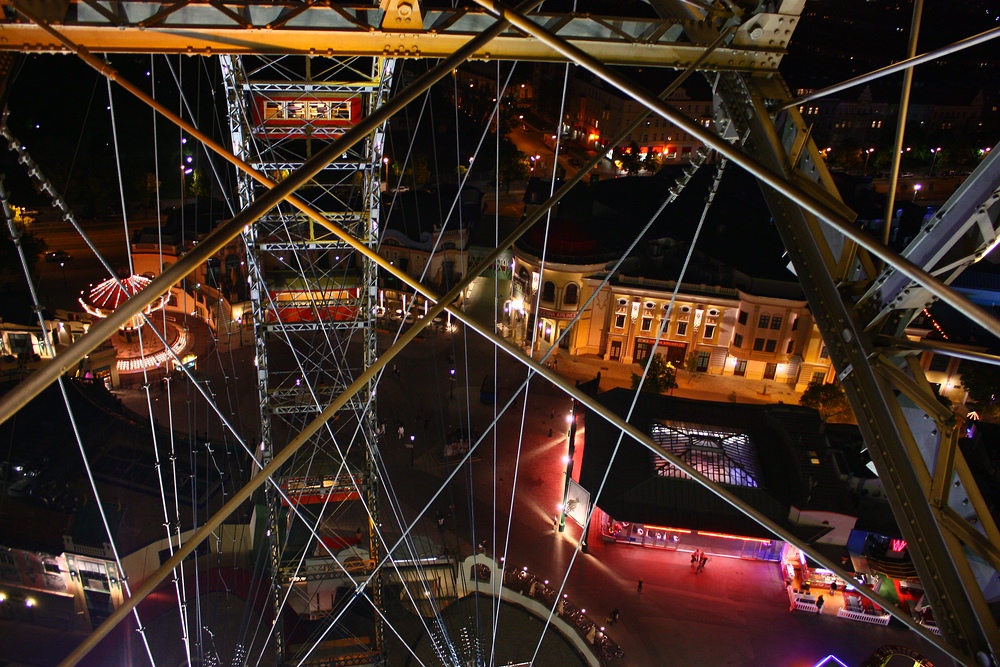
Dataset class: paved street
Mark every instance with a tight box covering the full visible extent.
[367,321,955,667]
[112,306,956,666]
[33,189,947,666]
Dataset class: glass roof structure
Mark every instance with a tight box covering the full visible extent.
[650,421,761,488]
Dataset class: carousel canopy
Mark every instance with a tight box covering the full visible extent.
[79,275,169,322]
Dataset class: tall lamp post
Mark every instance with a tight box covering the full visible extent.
[382,156,389,184]
[929,147,942,177]
[863,147,875,174]
[912,183,923,202]
[558,399,578,533]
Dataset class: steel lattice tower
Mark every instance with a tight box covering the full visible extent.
[221,53,394,665]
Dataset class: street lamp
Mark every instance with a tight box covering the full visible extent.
[181,166,193,207]
[863,147,875,174]
[929,147,942,177]
[382,156,389,183]
[558,399,579,533]
[449,367,456,398]
[912,183,923,202]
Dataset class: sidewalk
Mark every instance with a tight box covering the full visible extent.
[543,348,805,406]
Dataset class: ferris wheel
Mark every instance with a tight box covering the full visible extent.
[0,1,998,666]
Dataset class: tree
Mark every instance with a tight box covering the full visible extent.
[961,362,1000,420]
[631,354,678,395]
[497,138,529,193]
[391,154,431,189]
[684,352,700,374]
[799,381,854,423]
[186,167,211,199]
[134,172,159,210]
[619,142,643,176]
[0,226,47,276]
[643,152,662,174]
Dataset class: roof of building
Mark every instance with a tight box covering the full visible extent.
[0,379,220,554]
[578,389,856,540]
[382,184,484,245]
[515,166,796,283]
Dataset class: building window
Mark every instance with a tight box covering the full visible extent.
[696,351,710,372]
[738,310,748,325]
[819,344,829,359]
[753,338,765,351]
[734,359,747,377]
[811,371,826,385]
[542,281,555,303]
[610,340,622,360]
[703,324,716,339]
[928,354,950,373]
[733,333,743,348]
[786,340,794,354]
[614,313,626,330]
[7,333,32,355]
[765,339,777,353]
[758,314,770,328]
[770,316,782,330]
[641,316,653,332]
[564,283,579,305]
[791,316,799,331]
[676,321,688,336]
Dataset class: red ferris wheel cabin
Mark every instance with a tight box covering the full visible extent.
[252,93,362,139]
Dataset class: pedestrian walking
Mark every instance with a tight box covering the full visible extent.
[436,511,445,530]
[637,579,643,594]
[397,422,405,440]
[816,594,825,614]
[829,581,838,596]
[696,554,708,574]
[690,549,700,567]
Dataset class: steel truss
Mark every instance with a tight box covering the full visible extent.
[0,0,789,68]
[221,50,392,665]
[0,0,998,666]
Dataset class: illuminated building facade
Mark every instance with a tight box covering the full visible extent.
[512,233,836,391]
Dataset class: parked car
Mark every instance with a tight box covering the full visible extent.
[45,250,72,264]
[6,466,42,497]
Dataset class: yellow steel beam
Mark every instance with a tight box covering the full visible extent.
[0,24,783,68]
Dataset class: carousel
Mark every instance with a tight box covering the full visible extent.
[79,275,189,373]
